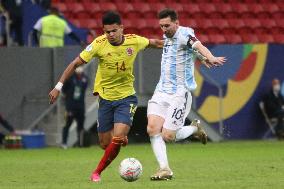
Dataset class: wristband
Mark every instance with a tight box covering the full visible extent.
[55,82,63,91]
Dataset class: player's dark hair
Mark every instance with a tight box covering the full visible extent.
[158,8,178,21]
[49,7,59,15]
[102,11,121,25]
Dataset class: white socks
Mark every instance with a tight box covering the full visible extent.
[175,125,197,141]
[150,134,169,169]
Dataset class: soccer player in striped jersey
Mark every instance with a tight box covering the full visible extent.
[48,11,163,182]
[147,8,226,180]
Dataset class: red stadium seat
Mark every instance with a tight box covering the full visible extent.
[116,3,134,14]
[275,19,284,28]
[196,34,209,44]
[132,3,151,13]
[183,4,200,15]
[166,3,183,13]
[241,34,259,43]
[66,3,84,14]
[76,12,89,19]
[225,34,242,44]
[79,19,98,29]
[181,19,198,29]
[211,19,229,30]
[82,2,101,14]
[152,3,166,12]
[231,3,249,14]
[247,4,264,15]
[208,34,226,44]
[215,3,232,15]
[99,2,117,11]
[259,19,276,28]
[257,34,274,43]
[196,19,213,30]
[273,34,284,44]
[265,4,280,14]
[227,19,245,29]
[243,19,261,29]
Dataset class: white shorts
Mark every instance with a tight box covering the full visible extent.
[147,88,192,131]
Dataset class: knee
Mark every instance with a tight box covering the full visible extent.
[112,136,128,147]
[99,138,110,149]
[147,122,159,136]
[162,133,175,142]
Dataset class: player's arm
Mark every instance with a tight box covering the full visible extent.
[188,36,226,68]
[148,39,164,48]
[48,57,85,104]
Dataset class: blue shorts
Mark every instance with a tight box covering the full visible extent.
[97,95,138,133]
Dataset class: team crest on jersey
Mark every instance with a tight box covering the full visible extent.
[126,47,134,56]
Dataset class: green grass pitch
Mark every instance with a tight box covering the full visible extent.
[0,140,283,189]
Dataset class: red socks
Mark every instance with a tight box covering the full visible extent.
[94,137,125,175]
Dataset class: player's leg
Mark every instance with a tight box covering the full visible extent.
[75,109,85,147]
[61,111,74,149]
[147,92,172,180]
[90,95,137,182]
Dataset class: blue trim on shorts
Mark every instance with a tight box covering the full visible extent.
[97,95,138,133]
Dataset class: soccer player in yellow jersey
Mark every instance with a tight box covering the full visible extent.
[48,11,163,182]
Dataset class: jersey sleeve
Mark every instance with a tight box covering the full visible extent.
[79,38,100,63]
[136,35,150,51]
[33,18,42,31]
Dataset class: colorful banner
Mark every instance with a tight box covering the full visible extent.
[194,44,284,139]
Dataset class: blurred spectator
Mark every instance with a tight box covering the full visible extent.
[61,66,88,149]
[0,113,15,144]
[264,79,284,139]
[32,7,83,47]
[1,0,23,46]
[0,4,6,46]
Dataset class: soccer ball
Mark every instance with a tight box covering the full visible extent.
[119,158,142,182]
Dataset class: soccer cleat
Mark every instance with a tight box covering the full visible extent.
[90,172,101,182]
[192,119,208,145]
[150,167,173,181]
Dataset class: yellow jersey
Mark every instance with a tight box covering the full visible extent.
[80,34,149,101]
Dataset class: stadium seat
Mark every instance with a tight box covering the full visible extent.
[225,34,242,44]
[166,3,183,13]
[99,2,117,11]
[76,12,89,19]
[196,19,213,30]
[196,34,209,44]
[151,3,166,12]
[257,34,274,43]
[231,3,249,15]
[132,3,151,14]
[273,34,284,44]
[183,4,200,16]
[181,19,197,29]
[66,3,84,14]
[265,4,280,14]
[259,19,276,28]
[82,2,101,14]
[79,19,98,30]
[208,34,226,44]
[241,34,258,43]
[116,3,134,14]
[211,19,229,30]
[227,19,245,29]
[247,4,264,15]
[215,3,233,16]
[243,19,261,29]
[275,19,284,28]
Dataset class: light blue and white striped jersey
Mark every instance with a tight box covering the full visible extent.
[155,26,198,94]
